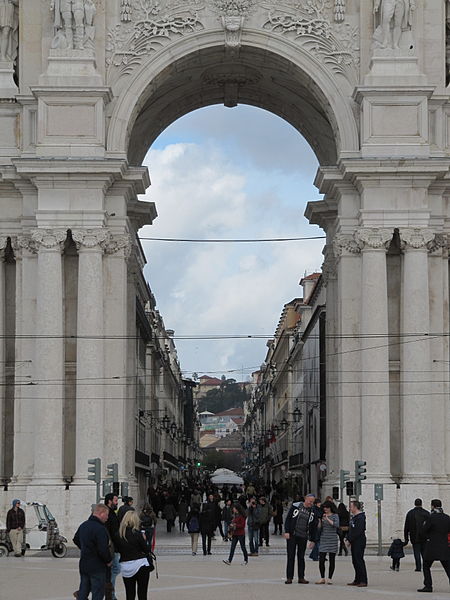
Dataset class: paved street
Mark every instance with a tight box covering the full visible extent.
[1,527,450,600]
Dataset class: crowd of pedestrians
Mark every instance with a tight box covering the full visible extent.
[67,474,450,599]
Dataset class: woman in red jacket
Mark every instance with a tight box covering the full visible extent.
[223,503,248,566]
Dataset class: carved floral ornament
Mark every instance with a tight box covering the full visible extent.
[107,0,358,85]
[12,229,133,257]
[355,228,393,249]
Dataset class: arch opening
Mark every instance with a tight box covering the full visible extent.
[125,44,343,167]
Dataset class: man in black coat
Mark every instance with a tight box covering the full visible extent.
[346,500,368,587]
[418,499,450,593]
[404,498,430,572]
[104,493,120,600]
[73,504,112,600]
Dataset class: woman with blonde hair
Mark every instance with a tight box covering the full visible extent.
[116,510,151,600]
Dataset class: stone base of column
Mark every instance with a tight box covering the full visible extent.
[0,60,18,97]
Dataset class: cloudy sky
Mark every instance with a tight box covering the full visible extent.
[139,105,325,380]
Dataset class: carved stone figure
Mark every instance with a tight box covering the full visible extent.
[0,0,18,62]
[373,0,415,50]
[51,0,96,51]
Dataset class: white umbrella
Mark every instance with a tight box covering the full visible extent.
[210,472,244,485]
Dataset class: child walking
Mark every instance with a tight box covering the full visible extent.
[388,537,406,571]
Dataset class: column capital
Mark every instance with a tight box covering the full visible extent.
[355,228,393,250]
[321,246,337,284]
[104,234,133,258]
[72,228,110,251]
[31,229,67,251]
[399,228,435,250]
[333,233,362,257]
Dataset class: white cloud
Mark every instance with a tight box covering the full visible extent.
[140,109,325,377]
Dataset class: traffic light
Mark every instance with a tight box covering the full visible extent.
[196,461,201,467]
[88,458,101,484]
[106,463,119,483]
[355,460,367,496]
[339,469,350,491]
[332,486,340,500]
[346,480,354,496]
[121,482,129,498]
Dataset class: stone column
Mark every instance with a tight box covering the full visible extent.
[0,237,6,479]
[333,234,363,469]
[72,229,109,480]
[31,229,67,482]
[356,228,393,478]
[400,228,435,478]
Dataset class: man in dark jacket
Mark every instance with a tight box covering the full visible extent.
[404,498,430,572]
[117,496,134,523]
[104,493,120,600]
[418,499,450,593]
[73,504,112,600]
[6,499,25,557]
[346,500,368,587]
[284,493,318,584]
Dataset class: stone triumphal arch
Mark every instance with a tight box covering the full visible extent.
[1,0,450,536]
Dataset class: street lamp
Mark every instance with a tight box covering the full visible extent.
[162,414,170,432]
[280,418,288,432]
[293,407,301,423]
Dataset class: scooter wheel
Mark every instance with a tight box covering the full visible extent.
[0,544,9,558]
[51,542,67,558]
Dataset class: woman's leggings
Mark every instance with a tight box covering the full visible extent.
[319,552,336,579]
[123,565,151,600]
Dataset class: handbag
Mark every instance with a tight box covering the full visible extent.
[147,550,157,576]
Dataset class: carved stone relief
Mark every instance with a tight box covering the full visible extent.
[0,0,19,62]
[333,233,362,257]
[372,0,416,52]
[106,0,359,86]
[399,228,435,250]
[72,228,110,250]
[356,228,393,250]
[261,0,359,84]
[51,0,97,51]
[106,1,205,83]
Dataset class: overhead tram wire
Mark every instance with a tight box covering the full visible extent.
[138,235,327,243]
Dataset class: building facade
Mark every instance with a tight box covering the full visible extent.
[0,0,450,539]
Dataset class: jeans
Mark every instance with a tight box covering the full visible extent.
[423,559,450,590]
[110,553,121,600]
[223,521,230,539]
[78,571,106,600]
[286,536,308,580]
[413,542,426,571]
[228,535,248,563]
[248,527,259,554]
[123,565,151,600]
[350,537,367,584]
[309,541,319,561]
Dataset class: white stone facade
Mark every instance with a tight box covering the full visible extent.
[0,0,450,540]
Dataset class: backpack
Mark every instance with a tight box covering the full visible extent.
[188,515,200,533]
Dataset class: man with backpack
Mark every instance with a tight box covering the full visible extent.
[404,498,430,572]
[284,494,318,584]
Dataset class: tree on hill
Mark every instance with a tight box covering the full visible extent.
[198,377,249,413]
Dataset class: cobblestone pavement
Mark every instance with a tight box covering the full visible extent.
[2,552,450,600]
[2,527,450,599]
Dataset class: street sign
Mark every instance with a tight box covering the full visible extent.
[374,483,384,501]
